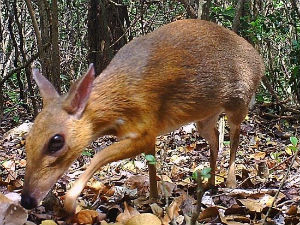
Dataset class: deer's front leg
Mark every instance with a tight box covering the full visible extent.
[64,134,155,214]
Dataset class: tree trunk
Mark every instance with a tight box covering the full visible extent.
[178,0,197,19]
[200,0,211,20]
[12,0,38,115]
[87,0,128,75]
[290,0,300,104]
[29,0,61,93]
[232,0,246,33]
[0,4,3,43]
[88,0,112,75]
[51,0,61,93]
[5,0,29,111]
[106,0,128,53]
[0,88,3,123]
[36,0,52,82]
[291,0,300,19]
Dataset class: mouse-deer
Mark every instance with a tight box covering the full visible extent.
[21,19,264,213]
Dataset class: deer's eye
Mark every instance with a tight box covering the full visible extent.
[48,134,65,153]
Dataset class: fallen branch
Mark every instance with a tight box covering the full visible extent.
[261,112,300,121]
[214,188,284,197]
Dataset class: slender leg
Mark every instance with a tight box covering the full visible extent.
[64,134,155,214]
[226,122,240,188]
[197,114,220,187]
[147,146,158,199]
[226,108,247,188]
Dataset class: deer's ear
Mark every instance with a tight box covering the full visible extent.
[63,64,95,118]
[32,68,59,105]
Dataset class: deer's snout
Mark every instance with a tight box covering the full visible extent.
[21,192,37,209]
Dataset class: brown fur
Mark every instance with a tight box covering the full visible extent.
[23,19,264,213]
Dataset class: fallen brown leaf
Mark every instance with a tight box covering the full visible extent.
[125,213,161,225]
[198,206,219,222]
[150,203,163,218]
[125,175,149,190]
[0,192,28,225]
[237,198,264,212]
[158,181,176,197]
[162,195,185,225]
[116,202,139,224]
[74,209,101,224]
[224,204,247,216]
[238,192,285,214]
[40,220,58,225]
[250,151,266,160]
[220,214,251,225]
[287,205,298,216]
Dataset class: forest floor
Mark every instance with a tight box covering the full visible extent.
[0,105,299,225]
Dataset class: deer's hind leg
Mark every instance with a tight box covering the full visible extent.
[225,105,248,188]
[196,112,221,187]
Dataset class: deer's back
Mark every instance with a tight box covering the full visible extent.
[91,19,264,134]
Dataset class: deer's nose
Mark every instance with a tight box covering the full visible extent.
[21,192,37,209]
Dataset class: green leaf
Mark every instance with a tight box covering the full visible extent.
[222,6,235,18]
[82,151,92,157]
[290,136,298,147]
[145,154,156,164]
[256,94,264,103]
[201,168,212,179]
[201,167,211,176]
[289,146,297,152]
[203,173,211,179]
[288,145,297,152]
[192,171,198,180]
[223,141,230,146]
[13,115,20,123]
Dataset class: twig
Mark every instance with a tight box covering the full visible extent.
[237,175,257,188]
[261,112,300,120]
[276,200,296,208]
[261,76,280,105]
[0,43,50,87]
[24,0,43,55]
[262,145,299,224]
[210,181,246,199]
[0,52,38,86]
[145,6,160,33]
[269,155,294,171]
[159,145,177,225]
[109,16,139,48]
[218,116,225,154]
[161,176,177,225]
[177,0,197,18]
[282,106,300,114]
[107,0,125,7]
[190,171,205,225]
